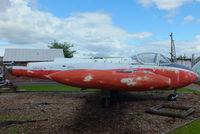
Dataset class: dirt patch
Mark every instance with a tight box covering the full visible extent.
[0,91,200,134]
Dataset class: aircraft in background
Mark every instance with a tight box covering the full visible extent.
[8,52,199,106]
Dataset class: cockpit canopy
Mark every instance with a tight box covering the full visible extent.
[132,53,171,65]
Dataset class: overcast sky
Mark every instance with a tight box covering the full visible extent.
[0,0,200,58]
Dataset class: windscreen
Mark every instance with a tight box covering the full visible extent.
[159,55,170,64]
[137,53,157,64]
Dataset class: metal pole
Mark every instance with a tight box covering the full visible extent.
[170,32,173,62]
[192,54,195,67]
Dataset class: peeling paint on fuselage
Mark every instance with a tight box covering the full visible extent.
[149,86,154,90]
[121,78,136,86]
[168,79,171,88]
[27,70,34,73]
[99,80,103,84]
[84,75,93,82]
[65,78,70,81]
[144,76,149,80]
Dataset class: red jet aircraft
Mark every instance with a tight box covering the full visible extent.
[8,53,199,106]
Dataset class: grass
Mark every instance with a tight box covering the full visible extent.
[178,88,200,94]
[0,114,45,122]
[0,115,44,134]
[17,84,100,92]
[16,85,200,98]
[17,85,200,94]
[168,118,200,134]
[131,114,144,120]
[0,116,31,122]
[4,127,27,134]
[6,128,21,134]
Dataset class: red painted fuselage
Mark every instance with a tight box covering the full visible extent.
[11,66,197,91]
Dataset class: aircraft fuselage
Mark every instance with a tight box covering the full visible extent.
[10,63,197,91]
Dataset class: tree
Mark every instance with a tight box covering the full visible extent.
[48,40,76,58]
[177,55,186,60]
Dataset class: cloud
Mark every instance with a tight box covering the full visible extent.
[165,9,179,18]
[1,0,199,58]
[198,18,200,22]
[141,36,200,57]
[176,40,200,56]
[182,15,194,24]
[0,0,154,57]
[196,35,200,40]
[0,0,11,12]
[164,9,178,24]
[28,0,39,10]
[137,0,192,10]
[130,32,153,39]
[167,19,174,24]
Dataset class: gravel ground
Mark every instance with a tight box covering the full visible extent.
[0,91,200,134]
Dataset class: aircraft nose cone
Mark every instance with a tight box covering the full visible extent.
[49,71,68,83]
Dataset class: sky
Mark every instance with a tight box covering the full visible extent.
[0,0,200,58]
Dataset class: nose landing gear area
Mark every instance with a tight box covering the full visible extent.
[168,89,178,101]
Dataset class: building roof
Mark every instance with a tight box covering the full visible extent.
[3,48,64,62]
